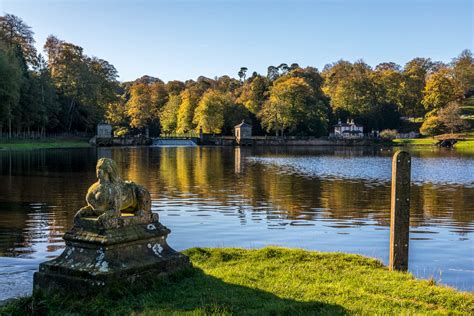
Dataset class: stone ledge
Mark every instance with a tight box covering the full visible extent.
[34,255,190,296]
[74,212,159,231]
[34,219,191,295]
[65,217,169,246]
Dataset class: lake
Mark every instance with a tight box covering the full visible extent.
[0,145,473,301]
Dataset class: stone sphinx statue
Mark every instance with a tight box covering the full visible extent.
[34,158,190,295]
[74,158,154,228]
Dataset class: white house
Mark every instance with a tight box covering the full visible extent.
[333,119,364,139]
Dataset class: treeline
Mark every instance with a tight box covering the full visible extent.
[1,14,473,138]
[0,14,119,137]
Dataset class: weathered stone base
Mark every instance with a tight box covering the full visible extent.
[33,218,190,296]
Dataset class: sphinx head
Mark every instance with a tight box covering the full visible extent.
[96,158,121,184]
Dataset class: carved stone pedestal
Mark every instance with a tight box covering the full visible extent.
[33,214,190,295]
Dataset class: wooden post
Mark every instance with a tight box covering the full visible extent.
[389,150,411,271]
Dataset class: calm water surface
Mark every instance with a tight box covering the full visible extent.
[0,146,473,300]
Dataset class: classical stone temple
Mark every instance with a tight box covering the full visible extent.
[97,122,112,138]
[33,158,190,295]
[234,120,252,146]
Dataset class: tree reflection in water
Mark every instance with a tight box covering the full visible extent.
[0,146,473,297]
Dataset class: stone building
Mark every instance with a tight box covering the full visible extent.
[97,123,112,138]
[234,120,252,145]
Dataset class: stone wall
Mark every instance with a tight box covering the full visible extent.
[90,136,152,147]
[252,137,374,146]
[201,136,376,146]
[201,136,235,146]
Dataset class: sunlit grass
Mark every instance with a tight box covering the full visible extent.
[2,247,473,315]
[392,138,438,145]
[454,140,474,152]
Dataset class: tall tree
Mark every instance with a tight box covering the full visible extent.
[176,89,198,133]
[323,61,377,116]
[223,102,248,135]
[0,13,38,66]
[422,67,462,113]
[176,80,210,133]
[106,97,129,129]
[127,83,154,130]
[451,49,474,97]
[150,81,169,110]
[85,57,120,129]
[159,94,181,134]
[373,62,403,109]
[267,65,279,81]
[259,76,325,136]
[32,55,60,133]
[193,89,232,134]
[238,75,269,114]
[0,42,21,137]
[215,75,240,94]
[437,102,469,134]
[399,58,433,117]
[166,80,185,96]
[44,35,119,131]
[238,67,248,82]
[288,66,330,135]
[322,60,353,99]
[277,63,290,75]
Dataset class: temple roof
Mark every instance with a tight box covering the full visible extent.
[234,120,252,128]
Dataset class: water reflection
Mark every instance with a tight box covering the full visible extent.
[0,146,473,299]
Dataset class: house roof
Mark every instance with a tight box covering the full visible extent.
[334,122,363,128]
[234,120,252,128]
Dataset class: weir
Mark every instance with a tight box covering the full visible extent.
[151,138,198,147]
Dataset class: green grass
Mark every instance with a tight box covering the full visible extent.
[0,139,90,150]
[392,138,474,150]
[454,140,474,149]
[462,105,474,115]
[392,138,438,146]
[462,96,474,129]
[2,247,473,315]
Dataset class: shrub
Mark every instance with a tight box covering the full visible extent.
[114,127,129,137]
[379,129,398,140]
[420,116,443,136]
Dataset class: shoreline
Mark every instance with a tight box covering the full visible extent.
[1,247,472,314]
[1,137,473,151]
[0,139,91,150]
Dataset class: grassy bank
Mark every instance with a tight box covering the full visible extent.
[0,139,90,150]
[392,138,438,146]
[2,247,473,315]
[392,138,474,150]
[454,140,474,150]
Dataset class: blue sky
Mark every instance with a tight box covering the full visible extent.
[1,0,472,82]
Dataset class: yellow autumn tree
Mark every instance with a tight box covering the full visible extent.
[176,89,198,134]
[422,68,463,113]
[258,76,327,136]
[193,89,233,134]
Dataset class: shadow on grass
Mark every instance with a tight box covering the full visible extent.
[3,267,347,316]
